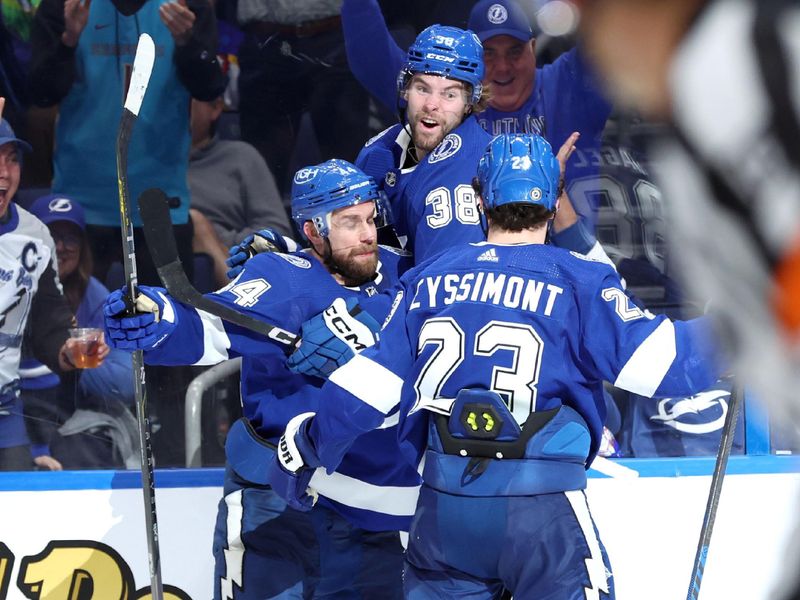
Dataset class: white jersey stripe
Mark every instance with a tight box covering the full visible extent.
[310,467,419,519]
[220,489,244,600]
[329,354,403,414]
[196,312,231,365]
[613,319,676,396]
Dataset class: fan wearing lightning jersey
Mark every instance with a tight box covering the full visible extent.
[0,115,95,470]
[268,134,723,599]
[104,161,416,600]
[564,114,746,457]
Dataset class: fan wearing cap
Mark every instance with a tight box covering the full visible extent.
[27,194,121,363]
[21,194,132,469]
[0,105,96,470]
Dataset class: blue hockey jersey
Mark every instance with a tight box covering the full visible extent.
[303,242,722,481]
[143,246,419,531]
[567,138,683,310]
[398,117,492,263]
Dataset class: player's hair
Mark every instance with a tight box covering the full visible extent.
[400,76,492,116]
[485,203,554,231]
[470,82,492,114]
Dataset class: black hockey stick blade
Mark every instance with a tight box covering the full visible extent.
[138,189,299,349]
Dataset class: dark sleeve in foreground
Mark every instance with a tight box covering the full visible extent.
[29,263,72,374]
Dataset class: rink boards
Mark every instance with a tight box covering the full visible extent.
[0,456,798,600]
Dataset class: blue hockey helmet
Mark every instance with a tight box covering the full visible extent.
[397,24,485,105]
[477,134,560,211]
[291,159,390,240]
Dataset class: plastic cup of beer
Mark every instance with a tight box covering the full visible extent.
[68,328,104,369]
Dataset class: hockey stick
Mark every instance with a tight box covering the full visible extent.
[138,188,299,348]
[686,381,743,599]
[116,33,163,600]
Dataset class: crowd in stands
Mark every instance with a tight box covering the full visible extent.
[0,0,787,471]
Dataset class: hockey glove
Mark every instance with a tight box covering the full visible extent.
[265,412,321,511]
[287,297,380,379]
[225,229,298,279]
[103,286,178,351]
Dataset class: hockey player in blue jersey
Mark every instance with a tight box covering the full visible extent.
[342,0,611,201]
[355,24,492,262]
[227,23,609,275]
[103,160,419,599]
[267,134,724,599]
[354,23,611,268]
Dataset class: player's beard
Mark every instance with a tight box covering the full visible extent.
[410,110,459,155]
[326,241,379,287]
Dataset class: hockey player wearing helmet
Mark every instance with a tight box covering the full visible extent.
[291,159,393,286]
[396,25,487,161]
[268,134,723,598]
[104,159,417,600]
[355,24,603,267]
[355,24,495,263]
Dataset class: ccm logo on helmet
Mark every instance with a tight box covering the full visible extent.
[426,53,455,63]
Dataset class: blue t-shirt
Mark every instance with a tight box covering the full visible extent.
[53,0,191,226]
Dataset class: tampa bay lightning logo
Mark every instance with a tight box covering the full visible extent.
[293,168,319,184]
[428,134,462,164]
[278,254,311,269]
[649,388,731,434]
[48,197,74,213]
[487,3,508,24]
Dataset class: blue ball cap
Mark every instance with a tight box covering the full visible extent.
[0,119,32,153]
[28,194,87,231]
[468,0,534,43]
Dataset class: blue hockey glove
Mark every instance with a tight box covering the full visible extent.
[225,229,297,279]
[287,297,380,379]
[265,412,321,511]
[103,286,178,351]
